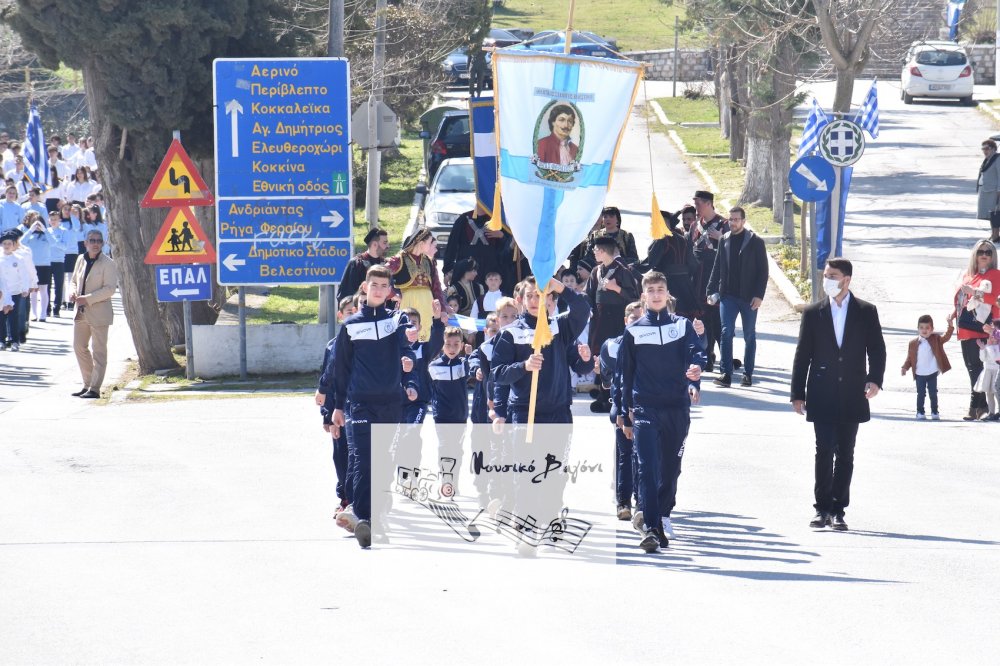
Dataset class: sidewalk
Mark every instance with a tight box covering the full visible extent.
[0,293,136,419]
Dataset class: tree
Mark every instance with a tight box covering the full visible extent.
[2,0,304,373]
[810,0,899,113]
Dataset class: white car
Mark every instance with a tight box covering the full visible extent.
[418,157,476,245]
[901,41,974,105]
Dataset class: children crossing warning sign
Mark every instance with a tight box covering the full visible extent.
[144,206,218,265]
[141,139,214,208]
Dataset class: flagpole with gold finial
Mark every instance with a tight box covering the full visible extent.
[525,0,578,443]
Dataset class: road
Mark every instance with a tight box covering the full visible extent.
[2,80,1000,664]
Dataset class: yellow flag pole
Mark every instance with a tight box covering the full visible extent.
[526,283,555,443]
[564,0,577,55]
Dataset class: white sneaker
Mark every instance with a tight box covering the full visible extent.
[632,510,644,534]
[335,506,358,533]
[915,413,926,420]
[931,413,941,421]
[660,516,676,539]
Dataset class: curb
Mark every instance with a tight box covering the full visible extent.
[979,102,1000,126]
[652,100,807,313]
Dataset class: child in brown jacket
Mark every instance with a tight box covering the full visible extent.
[901,314,953,420]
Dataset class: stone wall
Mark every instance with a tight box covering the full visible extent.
[967,44,996,85]
[623,49,712,82]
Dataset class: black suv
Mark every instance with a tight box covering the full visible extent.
[426,110,470,180]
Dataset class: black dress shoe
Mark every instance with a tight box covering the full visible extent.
[79,390,100,399]
[713,373,732,388]
[589,399,611,413]
[809,511,830,528]
[71,387,89,397]
[830,514,848,531]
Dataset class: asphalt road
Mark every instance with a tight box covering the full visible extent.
[2,80,1000,664]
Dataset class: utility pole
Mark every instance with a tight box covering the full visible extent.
[365,0,387,230]
[319,0,346,337]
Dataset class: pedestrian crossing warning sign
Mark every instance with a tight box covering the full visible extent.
[141,139,214,208]
[144,206,218,265]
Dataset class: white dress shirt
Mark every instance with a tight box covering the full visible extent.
[915,337,940,376]
[829,292,851,348]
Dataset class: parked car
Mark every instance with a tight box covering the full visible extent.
[425,110,470,181]
[419,157,477,245]
[513,30,619,58]
[484,28,522,49]
[900,40,974,105]
[441,47,494,89]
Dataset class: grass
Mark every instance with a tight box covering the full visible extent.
[656,96,718,123]
[354,131,423,254]
[492,0,694,51]
[247,286,320,325]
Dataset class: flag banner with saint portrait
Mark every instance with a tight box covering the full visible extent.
[492,50,642,287]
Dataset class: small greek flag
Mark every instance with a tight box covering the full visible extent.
[947,0,966,40]
[853,80,879,140]
[798,98,829,157]
[24,105,49,189]
[448,313,487,333]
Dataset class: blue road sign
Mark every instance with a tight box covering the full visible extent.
[213,58,352,286]
[788,155,835,202]
[156,264,213,302]
[217,198,351,241]
[219,239,353,284]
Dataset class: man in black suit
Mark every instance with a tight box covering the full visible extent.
[790,258,886,531]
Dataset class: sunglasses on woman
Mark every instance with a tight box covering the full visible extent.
[977,249,993,256]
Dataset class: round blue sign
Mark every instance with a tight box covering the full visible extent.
[788,155,835,202]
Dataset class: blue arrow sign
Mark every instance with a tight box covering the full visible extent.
[788,155,835,202]
[155,264,213,302]
[213,58,353,286]
[218,198,351,241]
[218,239,353,285]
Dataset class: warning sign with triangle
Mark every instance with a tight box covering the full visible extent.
[144,207,218,265]
[141,139,214,208]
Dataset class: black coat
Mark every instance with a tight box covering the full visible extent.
[790,293,887,424]
[706,230,768,302]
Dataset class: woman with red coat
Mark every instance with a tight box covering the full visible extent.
[952,239,1000,420]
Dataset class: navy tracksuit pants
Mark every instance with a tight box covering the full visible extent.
[347,401,402,522]
[632,405,690,531]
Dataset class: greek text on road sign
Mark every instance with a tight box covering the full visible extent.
[145,207,218,265]
[789,155,836,202]
[213,57,353,286]
[155,264,213,302]
[819,119,865,167]
[141,140,214,208]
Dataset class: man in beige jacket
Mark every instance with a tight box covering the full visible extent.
[70,228,118,398]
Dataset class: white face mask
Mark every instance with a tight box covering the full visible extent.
[823,277,843,298]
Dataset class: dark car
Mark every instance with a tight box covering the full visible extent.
[426,110,470,180]
[484,28,522,49]
[441,47,494,89]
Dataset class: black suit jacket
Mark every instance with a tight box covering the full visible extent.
[791,293,887,424]
[706,230,768,301]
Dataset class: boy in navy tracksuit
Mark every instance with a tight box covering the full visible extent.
[621,271,706,553]
[491,276,592,424]
[469,313,499,424]
[401,302,446,424]
[317,297,358,516]
[332,264,418,548]
[601,300,643,521]
[429,326,472,494]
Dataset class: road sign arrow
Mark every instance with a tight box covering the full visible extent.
[223,253,246,272]
[170,288,201,298]
[321,210,345,228]
[225,99,244,158]
[795,163,828,191]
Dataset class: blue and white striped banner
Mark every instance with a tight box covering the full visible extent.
[24,105,49,189]
[853,80,879,140]
[798,98,829,157]
[493,51,642,284]
[469,97,502,217]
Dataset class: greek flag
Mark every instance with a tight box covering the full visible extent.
[24,105,49,189]
[853,80,879,140]
[469,97,502,218]
[948,0,966,40]
[798,98,829,157]
[448,313,487,333]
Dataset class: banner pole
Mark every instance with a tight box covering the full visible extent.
[564,0,577,54]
